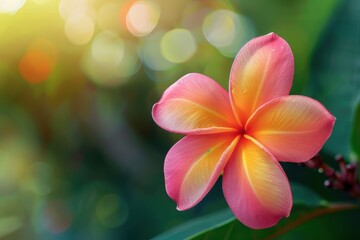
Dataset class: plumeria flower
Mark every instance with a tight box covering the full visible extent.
[152,33,335,229]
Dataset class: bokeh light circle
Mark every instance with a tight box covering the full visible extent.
[203,10,237,47]
[65,14,94,45]
[96,194,129,228]
[160,28,197,63]
[19,52,53,84]
[19,39,58,84]
[27,162,52,196]
[59,0,88,21]
[91,31,125,67]
[82,31,141,86]
[41,200,72,233]
[126,0,161,37]
[203,10,256,57]
[140,32,174,71]
[0,0,25,14]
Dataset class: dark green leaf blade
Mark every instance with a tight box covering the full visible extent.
[291,182,327,207]
[309,0,360,157]
[151,208,235,240]
[152,183,334,240]
[190,204,358,240]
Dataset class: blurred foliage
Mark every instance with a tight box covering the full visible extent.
[0,0,359,239]
[310,0,360,158]
[190,204,359,240]
[154,184,360,240]
[154,184,360,239]
[153,207,234,240]
[153,183,328,240]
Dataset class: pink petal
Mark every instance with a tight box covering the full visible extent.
[222,137,292,229]
[152,73,238,135]
[165,133,239,210]
[246,95,336,163]
[229,33,294,126]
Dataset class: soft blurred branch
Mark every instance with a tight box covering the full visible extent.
[302,154,360,200]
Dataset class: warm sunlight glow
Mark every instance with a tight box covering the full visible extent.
[65,14,94,45]
[0,0,25,14]
[126,0,160,37]
[19,39,57,84]
[30,0,53,4]
[82,32,140,86]
[91,31,125,67]
[59,0,88,21]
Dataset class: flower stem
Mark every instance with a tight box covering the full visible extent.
[301,154,360,200]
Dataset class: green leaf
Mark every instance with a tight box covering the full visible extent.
[309,0,360,157]
[152,184,332,240]
[190,204,358,240]
[151,208,235,240]
[188,183,333,239]
[291,182,327,207]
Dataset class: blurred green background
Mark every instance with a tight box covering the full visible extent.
[0,0,359,239]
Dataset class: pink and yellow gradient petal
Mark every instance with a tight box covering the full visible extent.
[229,33,294,126]
[246,95,336,163]
[152,32,336,230]
[152,73,238,135]
[165,133,240,210]
[222,137,292,229]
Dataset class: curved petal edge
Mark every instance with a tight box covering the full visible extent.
[165,133,239,210]
[229,32,294,126]
[222,137,292,229]
[246,95,336,162]
[152,73,238,135]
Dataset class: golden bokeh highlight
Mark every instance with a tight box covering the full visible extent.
[64,14,94,45]
[0,0,25,14]
[19,39,58,84]
[29,0,53,5]
[59,0,88,21]
[82,31,140,86]
[91,31,125,67]
[126,0,160,37]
